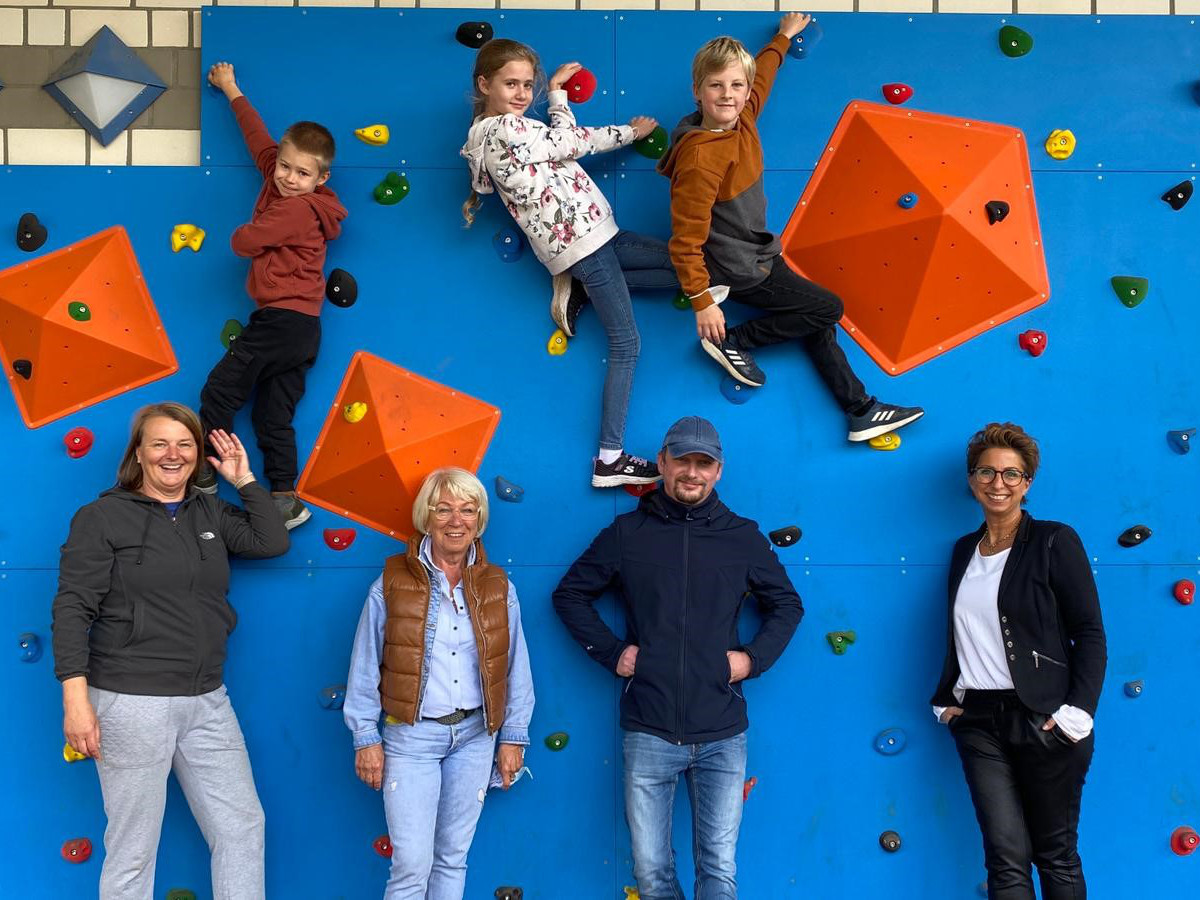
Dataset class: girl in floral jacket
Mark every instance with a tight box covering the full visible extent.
[461,39,678,488]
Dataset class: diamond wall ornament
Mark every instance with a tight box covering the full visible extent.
[42,26,166,147]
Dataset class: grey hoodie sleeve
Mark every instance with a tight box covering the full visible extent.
[216,482,290,559]
[52,503,114,682]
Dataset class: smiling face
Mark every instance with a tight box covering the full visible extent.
[657,450,722,507]
[479,60,536,118]
[694,61,750,131]
[968,447,1031,521]
[427,488,481,564]
[273,141,329,197]
[136,416,197,502]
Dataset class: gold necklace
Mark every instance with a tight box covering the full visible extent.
[982,520,1019,554]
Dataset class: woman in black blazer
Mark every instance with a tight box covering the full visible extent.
[931,423,1106,900]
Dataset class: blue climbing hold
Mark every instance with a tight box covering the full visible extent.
[493,226,525,263]
[1167,428,1195,455]
[319,685,346,710]
[787,19,823,60]
[873,728,907,756]
[17,632,41,663]
[720,374,752,405]
[494,475,524,503]
[1124,679,1144,698]
[898,193,919,209]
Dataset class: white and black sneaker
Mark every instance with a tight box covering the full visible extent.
[701,338,765,387]
[591,453,662,488]
[847,400,925,442]
[551,275,589,338]
[272,493,312,530]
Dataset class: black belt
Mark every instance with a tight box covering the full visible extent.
[422,707,480,726]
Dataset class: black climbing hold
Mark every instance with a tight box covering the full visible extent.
[879,830,901,852]
[985,200,1009,224]
[1117,525,1151,548]
[768,525,801,548]
[494,889,523,900]
[326,268,358,308]
[12,359,32,380]
[1162,180,1193,211]
[456,21,493,49]
[16,212,47,252]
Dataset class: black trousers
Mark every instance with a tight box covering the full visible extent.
[952,690,1094,900]
[199,307,321,492]
[725,256,868,413]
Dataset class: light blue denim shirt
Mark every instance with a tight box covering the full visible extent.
[343,535,534,749]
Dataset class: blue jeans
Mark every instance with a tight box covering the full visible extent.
[567,230,678,451]
[623,730,748,900]
[380,713,496,899]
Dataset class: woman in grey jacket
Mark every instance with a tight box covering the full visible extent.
[52,402,289,900]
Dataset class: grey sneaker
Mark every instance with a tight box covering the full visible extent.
[591,453,661,488]
[847,400,924,442]
[701,338,765,387]
[192,468,218,495]
[551,274,588,338]
[272,493,312,530]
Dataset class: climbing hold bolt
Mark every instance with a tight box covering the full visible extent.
[998,25,1033,58]
[1167,429,1195,455]
[879,830,902,853]
[868,433,900,451]
[220,319,243,350]
[1171,825,1199,856]
[826,631,856,655]
[63,426,93,459]
[494,475,524,503]
[170,224,205,252]
[787,19,823,59]
[326,268,358,308]
[547,329,568,356]
[769,525,802,548]
[17,632,41,663]
[1162,180,1193,211]
[634,125,668,160]
[63,742,86,763]
[1110,276,1149,309]
[323,528,357,551]
[544,731,569,751]
[373,172,410,205]
[881,83,912,105]
[1124,679,1144,698]
[455,21,493,49]
[742,776,757,802]
[343,402,368,423]
[61,838,92,863]
[1174,579,1194,605]
[671,290,691,311]
[493,225,525,263]
[373,834,393,858]
[897,193,919,209]
[1018,330,1047,357]
[1117,525,1151,547]
[354,124,389,146]
[985,200,1010,224]
[874,728,907,756]
[721,375,752,405]
[318,685,346,710]
[67,301,91,322]
[16,212,47,252]
[562,68,597,104]
[1044,129,1075,161]
[12,359,32,380]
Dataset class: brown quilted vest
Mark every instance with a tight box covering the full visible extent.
[379,538,510,734]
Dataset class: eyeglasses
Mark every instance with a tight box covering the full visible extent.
[969,466,1029,487]
[429,504,479,522]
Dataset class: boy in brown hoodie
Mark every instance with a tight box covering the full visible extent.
[197,62,348,527]
[657,13,923,443]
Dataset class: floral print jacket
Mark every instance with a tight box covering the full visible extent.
[462,90,637,275]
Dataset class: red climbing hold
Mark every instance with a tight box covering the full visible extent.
[1171,825,1199,856]
[323,528,357,551]
[742,776,757,802]
[1174,579,1194,606]
[1018,330,1047,357]
[624,482,657,498]
[881,83,912,105]
[373,834,394,858]
[63,426,94,459]
[61,837,92,863]
[562,68,597,104]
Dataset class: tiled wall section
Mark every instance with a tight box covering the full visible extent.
[0,0,1188,165]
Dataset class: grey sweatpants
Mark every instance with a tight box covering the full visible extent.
[89,684,266,900]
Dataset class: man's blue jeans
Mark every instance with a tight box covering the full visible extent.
[567,230,678,451]
[623,730,748,900]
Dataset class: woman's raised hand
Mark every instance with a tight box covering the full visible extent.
[206,429,251,484]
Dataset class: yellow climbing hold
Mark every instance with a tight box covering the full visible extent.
[624,888,641,900]
[63,742,86,763]
[1043,129,1075,161]
[547,329,568,356]
[868,432,901,451]
[343,401,368,423]
[171,224,206,252]
[355,124,390,146]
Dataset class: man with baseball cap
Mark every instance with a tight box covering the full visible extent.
[553,415,803,898]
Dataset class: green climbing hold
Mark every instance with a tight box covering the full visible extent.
[165,891,197,900]
[1110,275,1149,309]
[67,301,91,322]
[634,125,668,160]
[672,290,691,311]
[998,25,1033,58]
[826,630,857,655]
[374,171,410,205]
[220,319,244,349]
[544,731,569,751]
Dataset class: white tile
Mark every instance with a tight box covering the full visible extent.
[71,10,148,46]
[1096,0,1170,12]
[422,0,493,7]
[89,131,127,165]
[582,0,654,9]
[152,9,188,45]
[27,8,66,43]
[858,0,934,10]
[700,0,776,9]
[298,0,377,6]
[213,0,294,6]
[191,8,199,45]
[939,0,1011,12]
[1176,1,1200,14]
[0,7,22,44]
[0,130,5,165]
[130,128,199,165]
[58,0,133,7]
[806,1,856,10]
[138,0,210,8]
[657,0,698,8]
[377,0,417,7]
[499,0,575,8]
[0,1,48,7]
[1015,0,1090,11]
[7,128,86,165]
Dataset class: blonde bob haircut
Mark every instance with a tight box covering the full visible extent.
[117,402,204,492]
[691,36,756,90]
[411,467,490,537]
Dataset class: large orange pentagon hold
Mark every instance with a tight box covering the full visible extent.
[781,102,1049,375]
[0,226,177,427]
[297,351,500,541]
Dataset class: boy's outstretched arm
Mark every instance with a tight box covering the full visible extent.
[208,62,277,180]
[748,12,811,119]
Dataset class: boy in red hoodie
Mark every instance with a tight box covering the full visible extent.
[198,62,347,528]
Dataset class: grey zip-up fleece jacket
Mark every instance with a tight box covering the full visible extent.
[52,483,289,696]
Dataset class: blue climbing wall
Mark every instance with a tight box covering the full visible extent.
[3,8,1200,897]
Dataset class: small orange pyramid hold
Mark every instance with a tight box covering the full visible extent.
[297,352,501,540]
[0,226,177,428]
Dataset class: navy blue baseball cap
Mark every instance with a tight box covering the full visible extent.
[662,416,723,463]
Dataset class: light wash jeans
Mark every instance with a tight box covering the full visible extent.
[623,730,748,900]
[566,230,678,451]
[381,712,496,899]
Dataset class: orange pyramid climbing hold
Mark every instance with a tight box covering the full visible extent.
[0,226,177,428]
[781,101,1049,375]
[297,352,501,541]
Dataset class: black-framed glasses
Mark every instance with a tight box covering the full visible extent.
[969,466,1029,487]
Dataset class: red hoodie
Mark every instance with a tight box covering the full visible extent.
[229,96,347,316]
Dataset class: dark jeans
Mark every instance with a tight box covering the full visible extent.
[199,307,320,492]
[725,256,867,412]
[951,690,1094,900]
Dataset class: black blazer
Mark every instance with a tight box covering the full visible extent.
[930,511,1106,716]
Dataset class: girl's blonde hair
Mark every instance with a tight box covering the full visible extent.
[463,39,544,227]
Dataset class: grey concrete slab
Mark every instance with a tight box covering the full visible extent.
[0,85,76,128]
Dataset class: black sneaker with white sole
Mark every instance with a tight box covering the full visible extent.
[701,338,765,387]
[591,453,662,488]
[846,400,925,442]
[551,275,589,338]
[272,493,312,530]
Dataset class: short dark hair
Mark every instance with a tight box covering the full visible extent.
[281,121,335,172]
[966,422,1040,479]
[117,402,204,491]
